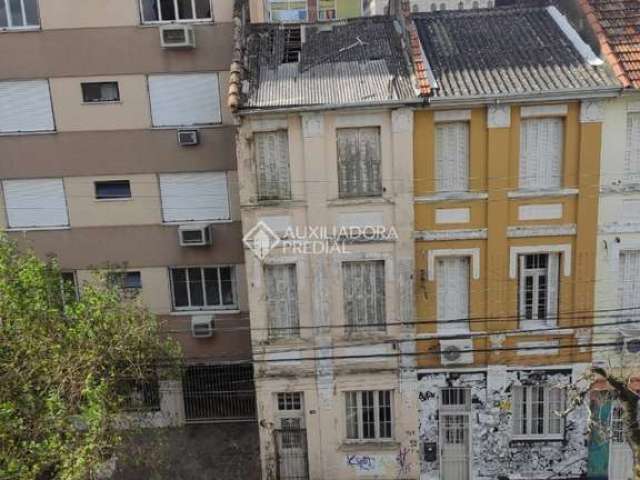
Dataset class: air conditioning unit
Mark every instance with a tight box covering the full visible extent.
[178,224,212,247]
[440,338,473,366]
[177,129,199,146]
[160,24,196,48]
[191,314,215,338]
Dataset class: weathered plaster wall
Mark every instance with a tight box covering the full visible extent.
[417,369,589,480]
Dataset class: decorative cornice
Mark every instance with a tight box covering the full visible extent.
[414,229,487,241]
[507,224,576,238]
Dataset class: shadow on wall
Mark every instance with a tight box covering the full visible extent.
[114,422,260,480]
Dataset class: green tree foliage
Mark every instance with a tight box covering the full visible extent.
[0,236,180,480]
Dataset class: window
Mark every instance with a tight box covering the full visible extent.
[265,264,299,338]
[269,0,307,22]
[282,26,302,63]
[170,266,236,310]
[345,390,393,440]
[435,122,469,192]
[318,0,336,20]
[337,127,382,198]
[118,377,161,412]
[519,117,563,190]
[343,260,385,332]
[148,73,221,127]
[81,82,120,103]
[60,271,78,303]
[277,392,302,411]
[140,0,212,22]
[440,388,471,410]
[611,404,626,443]
[512,385,565,438]
[0,0,39,29]
[94,180,131,200]
[0,80,54,133]
[255,130,291,201]
[2,178,68,229]
[518,253,559,327]
[159,172,229,222]
[436,257,469,332]
[625,113,640,182]
[619,251,640,312]
[109,271,142,290]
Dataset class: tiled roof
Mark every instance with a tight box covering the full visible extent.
[412,6,618,98]
[579,0,640,88]
[241,16,417,110]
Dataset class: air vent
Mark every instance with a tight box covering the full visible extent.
[191,314,215,338]
[439,339,473,366]
[178,224,212,247]
[160,24,196,49]
[178,129,199,146]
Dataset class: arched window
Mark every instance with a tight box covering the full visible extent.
[431,2,438,10]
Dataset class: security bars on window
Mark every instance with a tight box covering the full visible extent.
[170,266,236,310]
[345,390,393,440]
[140,0,212,22]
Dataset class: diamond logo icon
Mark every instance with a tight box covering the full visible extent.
[243,221,281,260]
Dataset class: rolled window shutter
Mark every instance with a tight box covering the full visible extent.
[148,73,221,127]
[546,253,560,325]
[3,178,68,228]
[520,118,563,189]
[159,172,229,222]
[436,122,469,192]
[0,80,54,133]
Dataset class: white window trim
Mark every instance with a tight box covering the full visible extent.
[610,241,640,274]
[511,385,565,441]
[520,104,568,118]
[139,0,214,23]
[427,248,480,281]
[0,0,40,30]
[344,390,394,441]
[268,0,308,23]
[509,245,571,279]
[169,264,238,311]
[434,109,471,122]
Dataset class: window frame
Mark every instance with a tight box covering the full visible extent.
[619,250,640,313]
[169,265,238,311]
[139,0,213,24]
[518,253,559,328]
[254,129,292,201]
[268,0,308,22]
[434,120,470,193]
[342,260,386,333]
[512,385,565,440]
[625,112,640,182]
[518,116,564,191]
[336,126,383,199]
[344,390,394,441]
[265,263,300,339]
[94,180,132,200]
[0,0,40,31]
[435,255,470,333]
[81,82,120,104]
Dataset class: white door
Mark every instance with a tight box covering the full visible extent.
[440,413,470,480]
[609,405,634,480]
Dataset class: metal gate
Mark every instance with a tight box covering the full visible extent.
[275,428,309,480]
[182,363,256,423]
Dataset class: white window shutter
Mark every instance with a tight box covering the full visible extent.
[337,128,382,197]
[159,172,229,222]
[546,253,560,325]
[619,251,640,313]
[512,386,523,435]
[436,257,469,331]
[255,130,291,200]
[435,122,469,192]
[625,113,640,181]
[148,73,221,127]
[265,264,299,337]
[0,80,54,133]
[3,178,68,228]
[343,261,385,331]
[520,118,563,189]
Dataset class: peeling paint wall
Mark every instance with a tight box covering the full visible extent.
[417,369,589,480]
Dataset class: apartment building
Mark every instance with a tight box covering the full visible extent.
[247,0,388,22]
[0,0,259,474]
[230,4,425,477]
[410,5,619,479]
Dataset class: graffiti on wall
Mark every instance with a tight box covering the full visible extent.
[345,447,414,478]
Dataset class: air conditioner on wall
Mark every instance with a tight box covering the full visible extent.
[178,224,212,247]
[439,338,474,366]
[160,24,196,48]
[177,129,199,146]
[191,314,215,338]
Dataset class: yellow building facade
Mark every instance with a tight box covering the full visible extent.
[414,102,602,369]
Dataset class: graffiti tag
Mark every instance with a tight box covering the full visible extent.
[418,391,435,402]
[346,455,376,471]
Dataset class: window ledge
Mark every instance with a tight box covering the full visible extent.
[169,309,240,316]
[81,101,122,106]
[162,219,233,225]
[245,199,305,208]
[139,19,215,27]
[510,435,564,443]
[94,197,133,203]
[151,123,223,130]
[327,197,392,207]
[507,188,578,199]
[414,192,488,203]
[5,225,70,232]
[0,26,40,33]
[601,183,640,194]
[339,440,400,452]
[0,130,56,137]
